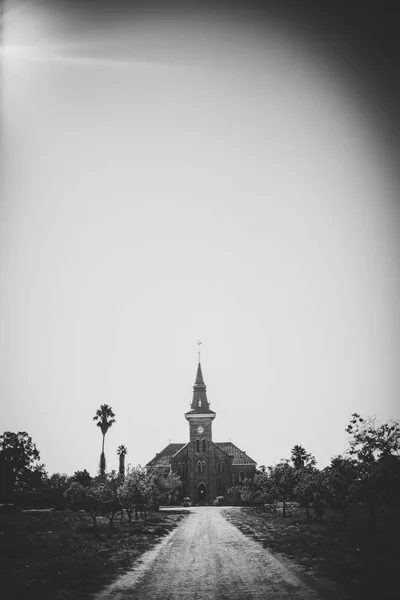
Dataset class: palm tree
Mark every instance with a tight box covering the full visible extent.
[117,445,128,477]
[290,444,316,470]
[93,404,116,476]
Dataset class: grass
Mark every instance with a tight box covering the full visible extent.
[222,504,400,600]
[0,508,188,600]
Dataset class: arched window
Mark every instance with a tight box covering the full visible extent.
[221,461,225,473]
[198,399,202,407]
[196,439,200,453]
[202,439,206,453]
[202,461,206,473]
[197,461,202,473]
[239,471,245,483]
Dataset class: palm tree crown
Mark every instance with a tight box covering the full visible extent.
[93,404,116,453]
[117,445,128,477]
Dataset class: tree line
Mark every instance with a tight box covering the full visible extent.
[0,403,121,505]
[229,413,400,527]
[0,403,181,526]
[2,409,399,527]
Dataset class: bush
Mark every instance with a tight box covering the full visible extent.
[213,496,224,506]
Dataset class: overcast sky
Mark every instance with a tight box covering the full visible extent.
[1,1,400,476]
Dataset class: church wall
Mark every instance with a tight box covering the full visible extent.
[231,464,257,486]
[147,362,257,505]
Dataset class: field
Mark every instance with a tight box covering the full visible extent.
[2,503,399,599]
[223,504,399,600]
[0,508,187,600]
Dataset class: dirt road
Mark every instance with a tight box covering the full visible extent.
[96,507,329,600]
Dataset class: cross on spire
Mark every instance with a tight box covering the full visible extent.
[197,340,202,363]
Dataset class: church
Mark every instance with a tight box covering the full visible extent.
[146,361,257,505]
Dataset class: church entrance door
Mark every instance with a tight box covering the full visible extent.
[197,483,207,505]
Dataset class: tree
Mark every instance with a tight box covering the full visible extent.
[64,482,104,529]
[346,413,400,462]
[0,431,42,501]
[71,469,92,487]
[117,445,128,477]
[323,456,359,527]
[345,414,400,524]
[144,469,181,512]
[294,468,326,521]
[118,466,147,521]
[46,473,71,508]
[93,405,116,477]
[242,472,278,512]
[290,444,316,471]
[102,471,122,527]
[268,461,296,517]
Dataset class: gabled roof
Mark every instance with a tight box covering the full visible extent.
[215,442,257,465]
[172,443,188,459]
[146,443,186,467]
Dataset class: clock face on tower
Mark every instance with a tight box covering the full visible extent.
[197,426,204,434]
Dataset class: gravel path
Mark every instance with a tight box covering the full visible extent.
[96,507,327,600]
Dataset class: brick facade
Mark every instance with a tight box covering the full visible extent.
[146,362,257,505]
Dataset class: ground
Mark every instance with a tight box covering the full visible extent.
[2,504,398,599]
[95,506,336,600]
[223,504,399,600]
[0,508,186,599]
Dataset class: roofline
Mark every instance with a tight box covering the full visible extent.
[215,441,257,465]
[173,443,188,458]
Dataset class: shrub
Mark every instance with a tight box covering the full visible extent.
[213,496,224,506]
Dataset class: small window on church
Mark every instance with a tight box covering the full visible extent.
[221,461,225,473]
[202,461,206,473]
[239,471,245,483]
[202,439,206,453]
[197,461,201,473]
[198,399,202,407]
[196,439,200,453]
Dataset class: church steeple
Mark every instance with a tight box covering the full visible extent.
[185,361,216,420]
[191,362,212,413]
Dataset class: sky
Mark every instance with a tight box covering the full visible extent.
[1,0,400,476]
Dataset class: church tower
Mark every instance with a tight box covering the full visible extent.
[185,362,216,440]
[184,362,216,504]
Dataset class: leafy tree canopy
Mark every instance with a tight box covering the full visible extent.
[0,431,44,494]
[346,413,400,463]
[72,469,92,487]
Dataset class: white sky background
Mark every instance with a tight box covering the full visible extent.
[1,1,400,476]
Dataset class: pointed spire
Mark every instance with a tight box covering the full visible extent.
[191,361,211,412]
[185,359,216,422]
[194,362,205,388]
